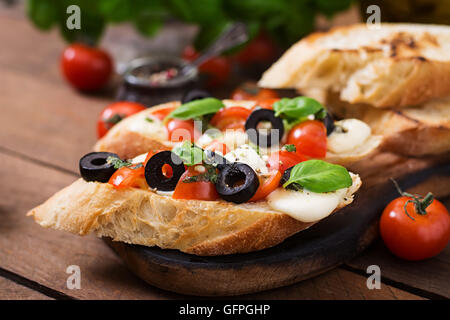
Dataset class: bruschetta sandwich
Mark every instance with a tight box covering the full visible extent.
[259,23,450,156]
[28,94,380,255]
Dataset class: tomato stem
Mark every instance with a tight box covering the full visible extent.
[391,178,434,220]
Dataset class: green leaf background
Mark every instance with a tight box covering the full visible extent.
[26,0,354,48]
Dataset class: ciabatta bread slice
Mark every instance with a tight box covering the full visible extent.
[259,23,450,108]
[27,175,361,256]
[324,92,450,156]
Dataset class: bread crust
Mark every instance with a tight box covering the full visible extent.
[259,23,450,108]
[27,176,361,256]
[323,92,450,156]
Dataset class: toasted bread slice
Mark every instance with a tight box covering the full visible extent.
[27,175,361,256]
[323,92,450,156]
[259,23,450,108]
[94,100,382,165]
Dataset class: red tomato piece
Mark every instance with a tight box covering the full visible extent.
[108,166,146,189]
[150,106,175,121]
[267,150,307,174]
[61,43,112,91]
[97,101,147,138]
[172,166,219,201]
[249,170,282,202]
[166,119,200,142]
[287,120,327,159]
[210,107,252,131]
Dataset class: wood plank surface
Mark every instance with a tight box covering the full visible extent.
[347,241,449,299]
[0,276,52,300]
[0,150,424,300]
[242,269,423,300]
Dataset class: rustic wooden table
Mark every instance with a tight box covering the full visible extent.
[0,4,448,300]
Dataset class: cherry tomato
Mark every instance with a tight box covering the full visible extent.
[205,141,229,155]
[182,46,231,88]
[61,43,112,91]
[108,166,146,189]
[210,107,252,131]
[253,98,280,110]
[267,150,307,174]
[166,119,200,142]
[231,84,279,102]
[97,101,147,138]
[249,170,282,202]
[172,166,219,201]
[380,194,450,261]
[151,106,175,121]
[287,120,327,159]
[235,32,278,66]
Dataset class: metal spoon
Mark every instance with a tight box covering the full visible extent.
[181,22,248,76]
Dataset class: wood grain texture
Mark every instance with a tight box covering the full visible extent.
[347,241,450,299]
[242,269,423,300]
[0,151,183,299]
[0,151,424,300]
[0,277,52,300]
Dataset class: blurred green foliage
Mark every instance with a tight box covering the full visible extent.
[27,0,353,49]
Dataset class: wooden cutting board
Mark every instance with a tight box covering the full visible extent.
[104,152,450,296]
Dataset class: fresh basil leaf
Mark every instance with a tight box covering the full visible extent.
[172,141,204,166]
[283,144,296,152]
[165,98,224,121]
[107,156,132,169]
[273,97,325,120]
[283,160,352,193]
[27,0,58,30]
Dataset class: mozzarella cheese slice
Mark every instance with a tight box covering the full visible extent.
[224,144,268,174]
[267,187,348,223]
[327,119,371,153]
[126,113,168,141]
[131,153,148,164]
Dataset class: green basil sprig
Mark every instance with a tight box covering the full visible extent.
[283,160,352,193]
[273,97,325,119]
[164,98,224,122]
[172,141,204,166]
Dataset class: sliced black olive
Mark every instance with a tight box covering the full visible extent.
[323,113,335,136]
[79,152,119,182]
[215,163,259,204]
[145,151,186,191]
[203,149,230,169]
[245,109,284,148]
[181,89,212,104]
[280,166,302,191]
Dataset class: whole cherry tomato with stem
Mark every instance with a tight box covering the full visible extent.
[61,43,113,91]
[97,101,146,138]
[380,180,450,261]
